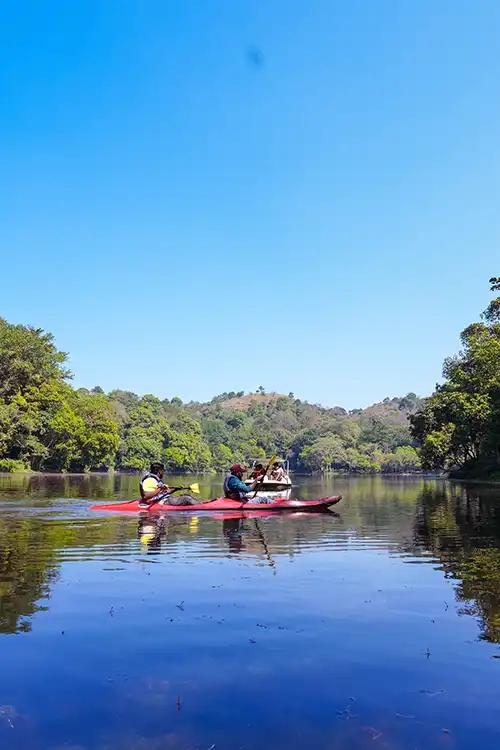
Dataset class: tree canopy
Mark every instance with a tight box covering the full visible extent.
[0,317,424,474]
[410,278,500,479]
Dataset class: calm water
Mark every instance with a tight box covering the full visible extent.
[1,474,500,750]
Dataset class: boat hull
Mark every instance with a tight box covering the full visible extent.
[90,495,342,513]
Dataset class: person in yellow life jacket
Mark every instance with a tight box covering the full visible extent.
[139,462,200,508]
[139,462,171,508]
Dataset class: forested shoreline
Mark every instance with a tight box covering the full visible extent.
[0,318,422,475]
[0,277,498,478]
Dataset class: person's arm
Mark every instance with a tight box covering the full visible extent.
[230,476,255,494]
[141,479,170,501]
[245,477,264,491]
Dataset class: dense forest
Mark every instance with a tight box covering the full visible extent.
[0,317,421,474]
[1,277,497,477]
[410,277,500,481]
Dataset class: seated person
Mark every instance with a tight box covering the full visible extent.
[250,463,265,480]
[223,464,269,502]
[139,462,198,508]
[269,462,286,482]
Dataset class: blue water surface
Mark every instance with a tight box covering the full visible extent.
[1,474,500,749]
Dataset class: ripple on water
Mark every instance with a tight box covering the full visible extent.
[1,476,500,750]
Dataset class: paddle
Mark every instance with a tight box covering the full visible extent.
[169,483,200,495]
[253,518,276,572]
[250,454,277,500]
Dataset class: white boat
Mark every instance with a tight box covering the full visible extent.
[249,458,292,493]
[254,487,292,500]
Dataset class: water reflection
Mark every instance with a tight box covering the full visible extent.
[223,517,244,554]
[412,483,500,642]
[1,475,500,640]
[137,514,167,551]
[1,475,500,749]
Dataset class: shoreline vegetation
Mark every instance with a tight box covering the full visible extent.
[0,277,498,481]
[6,468,500,487]
[409,277,500,484]
[0,468,444,478]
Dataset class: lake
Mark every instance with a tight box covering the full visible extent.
[1,474,500,750]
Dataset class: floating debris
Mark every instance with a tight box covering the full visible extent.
[362,726,383,741]
[337,699,358,720]
[419,689,445,697]
[0,705,17,729]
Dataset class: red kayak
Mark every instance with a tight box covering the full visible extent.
[90,495,342,513]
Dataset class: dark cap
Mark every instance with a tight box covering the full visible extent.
[230,463,247,474]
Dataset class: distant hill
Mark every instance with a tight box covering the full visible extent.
[184,390,423,474]
[210,390,421,424]
[212,391,285,411]
[353,393,422,425]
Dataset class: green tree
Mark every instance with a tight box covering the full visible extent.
[119,427,164,470]
[211,443,234,471]
[381,446,421,473]
[164,430,212,472]
[73,391,120,470]
[344,447,375,472]
[0,319,69,401]
[360,416,412,452]
[299,436,347,473]
[411,279,500,474]
[163,413,212,472]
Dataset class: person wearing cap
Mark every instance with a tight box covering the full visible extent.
[223,464,264,501]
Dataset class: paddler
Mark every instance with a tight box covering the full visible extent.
[139,462,199,508]
[139,462,171,508]
[223,464,269,502]
[249,463,265,480]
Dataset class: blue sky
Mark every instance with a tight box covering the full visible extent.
[1,1,499,408]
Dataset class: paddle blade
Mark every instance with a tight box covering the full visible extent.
[189,483,200,494]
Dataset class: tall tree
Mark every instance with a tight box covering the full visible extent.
[411,278,500,475]
[0,319,69,401]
